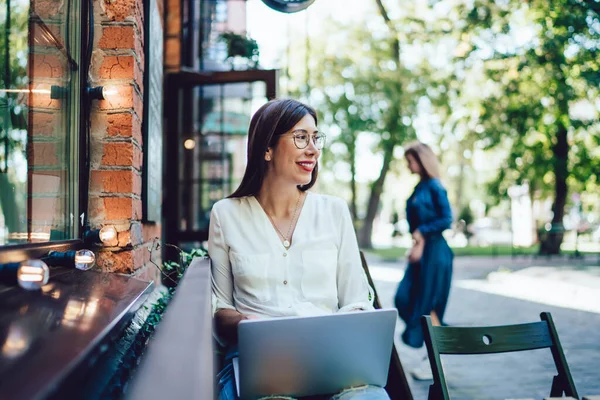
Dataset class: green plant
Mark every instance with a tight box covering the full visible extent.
[148,238,207,286]
[219,32,259,69]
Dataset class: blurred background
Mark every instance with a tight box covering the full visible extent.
[239,0,600,258]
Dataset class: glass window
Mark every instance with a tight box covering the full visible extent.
[215,1,227,23]
[0,0,81,246]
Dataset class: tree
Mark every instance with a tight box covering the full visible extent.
[306,11,422,247]
[1,1,30,235]
[456,0,600,253]
[297,0,460,247]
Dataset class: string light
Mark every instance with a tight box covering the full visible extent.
[0,260,50,290]
[83,225,118,246]
[87,86,108,100]
[47,249,96,271]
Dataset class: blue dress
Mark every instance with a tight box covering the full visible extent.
[394,178,454,348]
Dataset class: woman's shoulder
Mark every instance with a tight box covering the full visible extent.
[423,178,447,192]
[309,192,349,212]
[211,196,252,215]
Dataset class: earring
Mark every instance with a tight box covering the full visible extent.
[265,154,271,161]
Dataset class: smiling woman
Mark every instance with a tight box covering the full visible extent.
[0,0,82,246]
[208,99,388,399]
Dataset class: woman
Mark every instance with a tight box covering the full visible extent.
[394,141,453,379]
[208,99,389,400]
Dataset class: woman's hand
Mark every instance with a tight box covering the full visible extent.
[215,309,260,344]
[408,230,424,263]
[408,241,424,263]
[411,229,423,243]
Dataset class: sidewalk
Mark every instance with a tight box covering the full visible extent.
[365,253,600,399]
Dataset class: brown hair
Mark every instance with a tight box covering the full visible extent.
[404,141,441,179]
[229,99,319,198]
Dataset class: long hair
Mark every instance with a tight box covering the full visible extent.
[404,141,441,180]
[229,99,319,198]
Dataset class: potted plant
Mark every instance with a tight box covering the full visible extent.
[219,32,260,69]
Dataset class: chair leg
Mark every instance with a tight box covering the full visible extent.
[428,384,444,400]
[549,375,565,397]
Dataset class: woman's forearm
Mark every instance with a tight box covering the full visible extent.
[215,309,252,344]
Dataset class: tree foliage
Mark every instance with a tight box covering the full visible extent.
[453,0,600,253]
[306,10,441,247]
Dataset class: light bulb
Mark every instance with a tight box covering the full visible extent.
[98,225,117,244]
[74,249,96,271]
[16,260,49,290]
[184,139,196,150]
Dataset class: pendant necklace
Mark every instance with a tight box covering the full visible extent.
[261,192,303,249]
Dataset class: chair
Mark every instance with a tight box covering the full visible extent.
[421,312,578,400]
[359,251,413,400]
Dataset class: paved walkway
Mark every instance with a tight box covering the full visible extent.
[365,253,600,400]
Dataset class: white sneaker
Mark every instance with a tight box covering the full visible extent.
[411,356,433,381]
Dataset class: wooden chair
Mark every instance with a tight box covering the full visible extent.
[421,312,578,400]
[359,251,413,400]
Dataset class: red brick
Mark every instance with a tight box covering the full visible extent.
[103,0,144,31]
[31,111,58,137]
[101,142,142,169]
[117,222,143,246]
[29,83,61,109]
[97,85,143,118]
[99,55,133,78]
[30,171,65,194]
[97,56,144,92]
[29,142,58,166]
[97,249,134,273]
[90,169,142,194]
[92,112,142,144]
[31,53,64,78]
[107,113,133,136]
[104,197,142,220]
[88,197,107,222]
[166,0,181,36]
[33,0,63,19]
[99,26,135,49]
[165,37,180,71]
[142,223,162,243]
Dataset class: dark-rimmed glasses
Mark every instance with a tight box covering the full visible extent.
[288,130,326,150]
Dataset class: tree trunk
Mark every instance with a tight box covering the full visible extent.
[540,120,569,254]
[358,146,394,248]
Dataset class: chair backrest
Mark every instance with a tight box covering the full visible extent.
[359,251,413,400]
[421,312,578,400]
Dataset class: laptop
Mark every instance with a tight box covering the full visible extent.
[234,308,397,400]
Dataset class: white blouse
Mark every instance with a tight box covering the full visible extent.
[208,192,374,319]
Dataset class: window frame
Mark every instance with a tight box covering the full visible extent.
[0,0,89,259]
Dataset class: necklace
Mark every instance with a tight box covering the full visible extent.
[260,192,304,249]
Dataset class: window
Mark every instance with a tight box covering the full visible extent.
[215,1,228,23]
[0,0,81,246]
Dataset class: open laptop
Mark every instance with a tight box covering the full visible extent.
[233,308,397,400]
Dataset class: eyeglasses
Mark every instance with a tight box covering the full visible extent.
[289,130,327,150]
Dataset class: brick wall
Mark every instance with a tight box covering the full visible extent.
[165,0,181,71]
[88,0,162,283]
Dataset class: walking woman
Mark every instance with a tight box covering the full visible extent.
[394,141,453,379]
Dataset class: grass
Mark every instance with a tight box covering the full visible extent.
[365,244,599,260]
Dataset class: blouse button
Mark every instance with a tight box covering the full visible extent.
[283,252,287,257]
[283,280,288,285]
